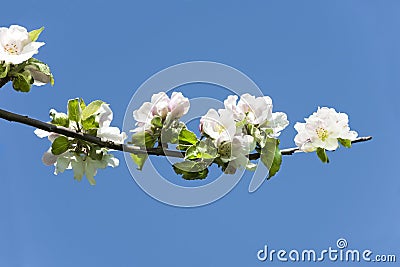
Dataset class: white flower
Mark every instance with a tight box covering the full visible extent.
[150,92,170,118]
[200,108,236,144]
[0,25,45,64]
[96,103,127,144]
[97,103,113,128]
[132,92,190,132]
[97,126,127,144]
[294,107,358,152]
[237,94,273,125]
[223,93,289,137]
[132,102,153,132]
[166,92,190,124]
[69,153,119,185]
[219,134,256,173]
[259,112,289,137]
[45,151,119,185]
[200,108,256,172]
[34,102,125,184]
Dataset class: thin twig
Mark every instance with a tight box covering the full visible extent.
[249,135,373,160]
[0,108,372,160]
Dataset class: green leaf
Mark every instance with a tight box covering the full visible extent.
[185,139,217,160]
[130,132,157,170]
[79,98,86,111]
[185,145,198,159]
[89,146,104,160]
[25,58,54,86]
[67,98,82,123]
[0,63,9,79]
[130,153,148,171]
[81,100,104,120]
[159,121,186,144]
[173,161,209,180]
[50,111,69,127]
[160,126,180,144]
[178,128,198,146]
[151,116,163,128]
[26,68,51,84]
[82,115,98,130]
[247,124,268,148]
[12,71,32,92]
[176,144,193,151]
[316,147,329,163]
[131,131,157,148]
[260,138,282,179]
[51,136,70,155]
[338,138,352,148]
[28,27,44,42]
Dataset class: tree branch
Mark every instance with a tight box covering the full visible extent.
[0,77,11,88]
[0,108,372,160]
[248,135,372,160]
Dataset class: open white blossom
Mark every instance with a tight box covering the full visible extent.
[219,134,256,173]
[96,103,127,144]
[222,94,289,137]
[200,108,236,144]
[294,107,358,152]
[132,92,190,132]
[200,108,256,172]
[0,25,45,64]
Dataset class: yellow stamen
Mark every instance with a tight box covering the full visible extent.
[4,43,20,55]
[316,127,328,141]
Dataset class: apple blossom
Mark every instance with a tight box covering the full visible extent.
[39,149,119,185]
[200,108,237,144]
[0,25,45,65]
[294,107,358,152]
[96,103,126,144]
[132,92,190,132]
[219,134,256,173]
[166,92,190,124]
[199,108,256,172]
[222,93,289,137]
[34,99,125,184]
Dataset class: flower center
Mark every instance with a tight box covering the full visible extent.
[316,127,328,141]
[216,124,226,134]
[218,142,232,157]
[3,42,21,55]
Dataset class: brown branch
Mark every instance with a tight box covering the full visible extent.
[0,77,11,88]
[0,108,185,158]
[0,108,372,160]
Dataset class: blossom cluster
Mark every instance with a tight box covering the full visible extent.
[200,94,289,174]
[0,25,54,92]
[131,92,289,178]
[129,91,361,179]
[35,99,127,185]
[294,107,358,162]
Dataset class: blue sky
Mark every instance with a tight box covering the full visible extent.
[1,0,399,266]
